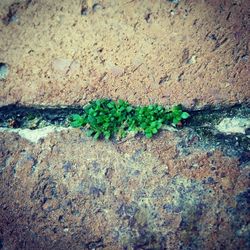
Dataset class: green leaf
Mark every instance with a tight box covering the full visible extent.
[173,117,181,125]
[104,131,111,140]
[70,114,85,127]
[145,127,152,133]
[89,108,95,115]
[70,121,82,128]
[96,99,101,106]
[70,114,82,120]
[181,112,190,119]
[126,106,133,112]
[94,132,101,140]
[172,105,182,112]
[119,106,125,111]
[150,121,157,128]
[118,99,125,106]
[165,113,173,121]
[145,132,153,138]
[88,116,96,124]
[107,103,113,108]
[141,123,147,129]
[120,130,127,138]
[152,128,158,134]
[86,130,94,137]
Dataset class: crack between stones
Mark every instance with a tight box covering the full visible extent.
[0,103,249,165]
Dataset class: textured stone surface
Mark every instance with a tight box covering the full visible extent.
[0,126,68,143]
[0,129,249,249]
[0,0,249,107]
[215,117,250,135]
[0,0,249,249]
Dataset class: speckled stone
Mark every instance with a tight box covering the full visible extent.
[0,129,249,249]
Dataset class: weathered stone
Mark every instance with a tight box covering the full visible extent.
[0,129,249,249]
[0,126,68,143]
[215,117,250,135]
[52,58,80,75]
[0,0,249,249]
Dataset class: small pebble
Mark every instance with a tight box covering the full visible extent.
[0,63,9,80]
[92,3,103,12]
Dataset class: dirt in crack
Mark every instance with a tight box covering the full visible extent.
[0,103,249,164]
[0,104,83,129]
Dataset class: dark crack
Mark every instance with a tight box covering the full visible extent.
[0,103,249,164]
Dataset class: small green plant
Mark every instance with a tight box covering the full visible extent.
[69,99,190,139]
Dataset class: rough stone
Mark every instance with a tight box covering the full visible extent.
[215,117,250,135]
[0,0,249,107]
[0,0,249,249]
[52,58,80,75]
[0,129,249,249]
[0,126,68,143]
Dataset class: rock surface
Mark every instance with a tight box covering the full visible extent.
[0,0,249,249]
[215,117,250,135]
[0,129,249,249]
[0,126,68,143]
[0,0,249,107]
